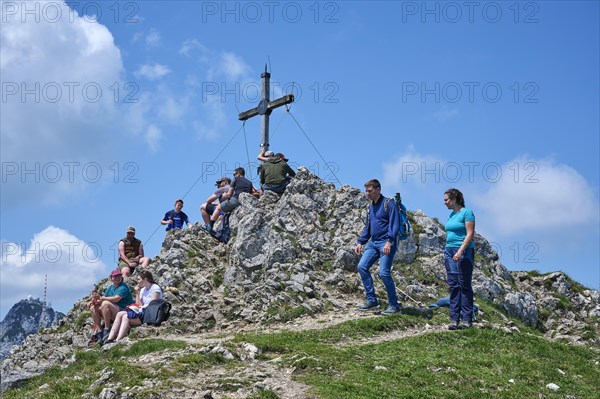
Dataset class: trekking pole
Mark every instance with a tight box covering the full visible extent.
[375,275,424,307]
[396,286,423,307]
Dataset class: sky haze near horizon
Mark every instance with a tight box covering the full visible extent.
[1,0,598,319]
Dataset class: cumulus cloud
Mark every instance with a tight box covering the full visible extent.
[0,0,125,208]
[382,148,599,238]
[135,63,171,80]
[473,157,599,235]
[1,226,108,318]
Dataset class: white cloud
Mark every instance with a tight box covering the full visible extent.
[179,39,209,59]
[135,63,171,80]
[1,226,108,318]
[473,157,599,235]
[0,0,125,208]
[382,145,445,189]
[145,124,162,152]
[145,29,161,47]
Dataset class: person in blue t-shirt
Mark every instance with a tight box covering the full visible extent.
[443,188,476,330]
[161,199,191,231]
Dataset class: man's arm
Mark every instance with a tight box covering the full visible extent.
[118,241,130,263]
[285,164,296,177]
[204,193,218,205]
[160,211,172,225]
[387,201,400,244]
[222,186,234,200]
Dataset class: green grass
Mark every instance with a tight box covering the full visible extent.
[3,339,188,399]
[5,313,599,399]
[235,317,600,399]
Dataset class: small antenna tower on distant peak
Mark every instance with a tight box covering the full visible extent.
[43,274,48,306]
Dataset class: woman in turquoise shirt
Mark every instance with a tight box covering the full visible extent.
[443,188,476,330]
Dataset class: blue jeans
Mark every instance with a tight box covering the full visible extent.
[444,246,474,323]
[357,240,399,307]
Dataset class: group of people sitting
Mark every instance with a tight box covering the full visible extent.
[164,148,296,232]
[87,148,296,345]
[88,268,162,345]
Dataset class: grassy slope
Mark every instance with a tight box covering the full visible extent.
[4,305,599,399]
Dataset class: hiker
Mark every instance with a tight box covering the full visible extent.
[160,199,191,231]
[200,177,231,230]
[105,270,163,343]
[88,269,133,342]
[443,188,476,330]
[354,179,402,315]
[206,167,253,231]
[118,226,150,278]
[258,149,296,195]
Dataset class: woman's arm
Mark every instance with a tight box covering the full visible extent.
[453,221,475,261]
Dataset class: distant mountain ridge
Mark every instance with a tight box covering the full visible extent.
[0,297,65,360]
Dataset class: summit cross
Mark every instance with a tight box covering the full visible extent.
[238,65,295,152]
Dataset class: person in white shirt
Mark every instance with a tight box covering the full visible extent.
[105,270,162,343]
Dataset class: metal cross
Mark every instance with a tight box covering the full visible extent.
[238,65,294,152]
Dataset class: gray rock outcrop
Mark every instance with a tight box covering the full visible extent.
[1,168,598,392]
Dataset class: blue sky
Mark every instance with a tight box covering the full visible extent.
[1,1,598,318]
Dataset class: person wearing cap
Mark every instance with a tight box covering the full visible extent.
[161,199,191,231]
[259,151,296,195]
[207,167,253,230]
[118,226,150,278]
[87,269,133,342]
[200,177,231,230]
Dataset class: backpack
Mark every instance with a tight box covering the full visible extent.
[209,213,231,244]
[142,299,172,326]
[391,193,411,241]
[367,192,412,243]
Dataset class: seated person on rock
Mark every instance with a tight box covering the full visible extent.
[88,269,134,342]
[161,199,191,231]
[118,226,150,278]
[200,177,230,231]
[206,167,253,231]
[259,150,296,195]
[105,270,163,343]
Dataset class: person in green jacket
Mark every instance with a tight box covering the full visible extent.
[259,150,296,195]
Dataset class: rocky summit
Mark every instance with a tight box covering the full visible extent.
[1,169,599,396]
[0,297,65,361]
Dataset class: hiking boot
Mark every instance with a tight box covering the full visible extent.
[382,305,401,315]
[357,301,380,311]
[458,322,473,330]
[448,321,459,330]
[202,224,212,232]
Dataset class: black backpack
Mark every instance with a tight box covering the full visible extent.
[209,214,231,243]
[142,299,171,326]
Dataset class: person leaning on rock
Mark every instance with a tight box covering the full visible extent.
[118,226,150,278]
[200,177,231,231]
[259,149,296,195]
[206,167,253,231]
[87,269,133,342]
[354,179,402,315]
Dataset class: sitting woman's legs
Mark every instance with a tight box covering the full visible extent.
[107,311,126,341]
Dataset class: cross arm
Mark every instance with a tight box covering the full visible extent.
[238,94,294,121]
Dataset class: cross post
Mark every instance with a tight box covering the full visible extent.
[238,65,294,152]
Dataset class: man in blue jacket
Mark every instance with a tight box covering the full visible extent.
[354,179,402,315]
